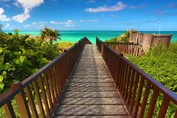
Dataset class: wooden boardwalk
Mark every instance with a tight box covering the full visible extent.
[53,44,130,118]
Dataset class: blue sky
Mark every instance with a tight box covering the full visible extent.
[0,0,177,31]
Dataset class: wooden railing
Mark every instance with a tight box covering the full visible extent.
[104,42,144,56]
[0,37,91,117]
[96,38,177,117]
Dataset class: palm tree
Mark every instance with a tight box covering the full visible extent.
[0,24,2,32]
[40,27,61,42]
[14,29,19,35]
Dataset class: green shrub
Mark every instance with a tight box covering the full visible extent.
[57,42,74,51]
[105,31,129,42]
[127,42,177,117]
[0,31,60,93]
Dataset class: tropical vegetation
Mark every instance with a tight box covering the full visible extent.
[127,43,177,117]
[40,27,61,42]
[0,26,76,117]
[127,43,177,93]
[58,41,74,51]
[105,31,177,117]
[0,27,62,94]
[0,24,2,32]
[105,31,130,42]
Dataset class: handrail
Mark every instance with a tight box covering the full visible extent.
[104,42,144,56]
[96,37,177,117]
[0,37,91,117]
[104,42,139,45]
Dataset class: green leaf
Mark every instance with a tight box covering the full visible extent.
[2,71,7,78]
[31,68,39,73]
[0,83,4,92]
[0,47,3,53]
[19,56,26,63]
[15,59,20,65]
[0,75,3,82]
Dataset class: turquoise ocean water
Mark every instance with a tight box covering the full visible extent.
[5,30,177,44]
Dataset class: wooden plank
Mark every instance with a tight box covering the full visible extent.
[60,98,124,105]
[134,76,144,117]
[130,73,139,112]
[47,69,56,104]
[147,88,159,118]
[63,92,121,98]
[126,70,135,105]
[158,96,170,118]
[38,76,50,116]
[43,72,53,109]
[66,86,117,92]
[139,81,151,117]
[55,105,129,116]
[3,102,15,118]
[32,80,45,118]
[24,86,38,118]
[11,82,31,117]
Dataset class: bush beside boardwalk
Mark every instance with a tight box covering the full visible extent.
[0,28,74,94]
[105,31,130,42]
[106,31,177,117]
[57,41,74,52]
[0,27,75,117]
[127,43,177,117]
[108,31,177,93]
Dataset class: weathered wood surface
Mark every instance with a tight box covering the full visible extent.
[53,44,130,117]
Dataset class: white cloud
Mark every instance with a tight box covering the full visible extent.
[32,22,37,25]
[12,12,30,23]
[128,4,146,9]
[24,24,30,28]
[85,2,145,13]
[12,0,44,23]
[16,0,44,10]
[59,20,75,27]
[50,21,58,24]
[0,8,10,21]
[38,21,47,27]
[85,2,126,13]
[13,2,21,8]
[110,14,118,17]
[30,21,45,27]
[5,4,10,8]
[39,21,47,24]
[79,19,98,22]
[5,23,10,28]
[50,20,75,27]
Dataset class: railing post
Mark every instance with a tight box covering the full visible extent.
[104,44,109,64]
[64,50,70,82]
[3,104,11,118]
[116,54,124,89]
[101,43,104,56]
[64,49,69,77]
[11,82,31,118]
[3,102,16,118]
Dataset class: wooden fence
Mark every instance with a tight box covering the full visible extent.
[0,37,91,117]
[129,32,172,52]
[105,42,144,56]
[97,38,177,117]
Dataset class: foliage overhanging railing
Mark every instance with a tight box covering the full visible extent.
[96,38,177,117]
[104,42,144,56]
[0,37,91,117]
